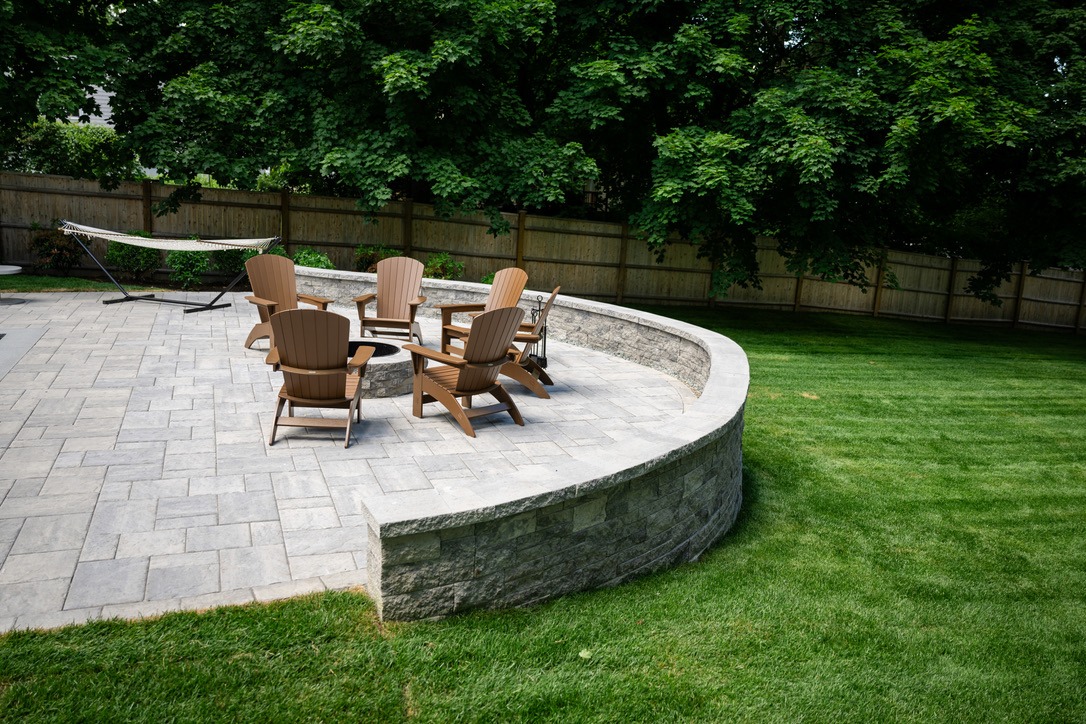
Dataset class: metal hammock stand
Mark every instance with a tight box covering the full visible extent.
[60,220,281,314]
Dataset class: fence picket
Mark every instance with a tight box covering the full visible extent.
[0,172,1082,333]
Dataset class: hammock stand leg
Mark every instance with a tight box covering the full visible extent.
[182,267,245,314]
[71,233,156,306]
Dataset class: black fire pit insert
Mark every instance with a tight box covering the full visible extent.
[349,340,400,358]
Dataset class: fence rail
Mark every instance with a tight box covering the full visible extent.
[2,172,1083,333]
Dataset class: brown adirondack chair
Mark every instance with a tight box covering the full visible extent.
[405,306,525,437]
[352,256,426,344]
[500,286,560,399]
[267,308,374,448]
[244,254,333,349]
[438,266,527,354]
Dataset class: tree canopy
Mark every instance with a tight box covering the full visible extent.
[5,0,1085,299]
[0,1,116,145]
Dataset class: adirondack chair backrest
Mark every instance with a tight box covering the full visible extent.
[270,309,349,402]
[456,307,524,391]
[247,254,300,314]
[375,256,424,319]
[483,267,528,312]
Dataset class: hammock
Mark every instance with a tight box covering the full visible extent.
[61,220,280,313]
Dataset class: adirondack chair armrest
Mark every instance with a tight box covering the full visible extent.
[442,323,470,338]
[404,344,467,368]
[265,347,280,369]
[348,345,375,373]
[513,332,541,344]
[434,303,484,312]
[297,293,332,310]
[403,296,427,321]
[353,293,376,317]
[436,302,485,326]
[246,295,279,313]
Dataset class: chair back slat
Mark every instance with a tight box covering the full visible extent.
[457,307,524,391]
[271,309,348,401]
[375,256,424,319]
[247,254,300,313]
[483,267,528,312]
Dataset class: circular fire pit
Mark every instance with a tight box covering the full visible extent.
[350,338,413,398]
[349,340,400,358]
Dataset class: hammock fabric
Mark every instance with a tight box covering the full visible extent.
[60,220,280,313]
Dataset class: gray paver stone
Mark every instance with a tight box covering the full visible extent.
[65,557,148,609]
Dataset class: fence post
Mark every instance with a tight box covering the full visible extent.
[944,258,958,323]
[872,259,885,317]
[616,223,629,304]
[1013,261,1028,329]
[1076,271,1086,335]
[793,273,805,312]
[401,199,414,257]
[279,189,291,254]
[515,210,527,270]
[142,179,154,235]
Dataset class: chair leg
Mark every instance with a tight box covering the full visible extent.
[246,322,270,349]
[411,322,423,345]
[527,358,554,387]
[430,386,476,437]
[501,361,551,399]
[491,384,524,426]
[344,403,357,449]
[412,374,426,419]
[269,396,287,445]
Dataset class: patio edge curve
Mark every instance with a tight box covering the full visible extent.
[297,267,749,620]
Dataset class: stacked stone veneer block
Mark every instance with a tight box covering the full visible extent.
[298,268,749,620]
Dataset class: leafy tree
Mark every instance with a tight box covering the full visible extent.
[107,0,596,230]
[551,1,1086,297]
[61,1,1086,298]
[0,1,117,148]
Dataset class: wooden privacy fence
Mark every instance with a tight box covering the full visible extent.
[2,171,1084,333]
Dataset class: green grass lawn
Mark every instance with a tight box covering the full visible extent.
[1,307,1084,722]
[0,273,161,293]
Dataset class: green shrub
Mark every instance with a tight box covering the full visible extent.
[210,248,250,276]
[216,245,288,276]
[8,119,143,191]
[424,252,465,280]
[29,222,84,276]
[105,237,161,282]
[480,272,496,284]
[292,246,335,269]
[165,249,211,289]
[353,244,401,273]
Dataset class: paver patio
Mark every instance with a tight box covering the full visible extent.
[0,291,694,631]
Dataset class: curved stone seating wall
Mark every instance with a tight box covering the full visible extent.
[297,268,749,620]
